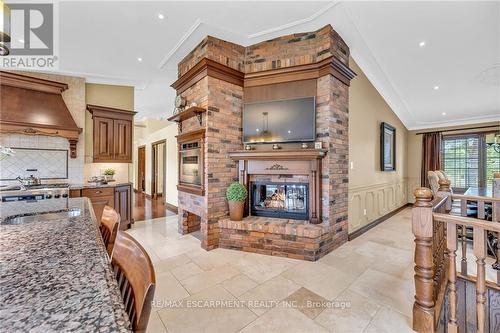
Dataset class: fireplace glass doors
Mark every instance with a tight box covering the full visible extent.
[251,182,309,220]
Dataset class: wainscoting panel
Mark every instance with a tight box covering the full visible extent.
[348,180,409,233]
[407,177,421,203]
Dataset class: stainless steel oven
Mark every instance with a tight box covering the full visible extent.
[179,141,202,186]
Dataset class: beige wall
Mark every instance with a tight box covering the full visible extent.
[84,83,135,183]
[133,120,178,206]
[407,121,500,202]
[348,58,409,233]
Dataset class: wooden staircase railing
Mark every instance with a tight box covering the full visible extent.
[412,179,500,333]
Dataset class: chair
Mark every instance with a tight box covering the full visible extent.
[100,205,120,256]
[111,232,156,333]
[427,171,440,196]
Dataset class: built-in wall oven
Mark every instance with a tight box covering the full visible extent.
[179,141,202,186]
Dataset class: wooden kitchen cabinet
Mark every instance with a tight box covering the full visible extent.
[87,105,137,163]
[114,184,132,230]
[82,187,115,223]
[70,184,133,230]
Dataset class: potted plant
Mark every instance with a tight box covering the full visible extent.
[226,182,247,221]
[103,168,116,181]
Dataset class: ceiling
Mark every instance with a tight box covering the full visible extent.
[20,1,500,129]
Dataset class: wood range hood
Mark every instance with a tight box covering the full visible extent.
[0,71,82,158]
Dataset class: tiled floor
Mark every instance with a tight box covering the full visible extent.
[127,209,418,333]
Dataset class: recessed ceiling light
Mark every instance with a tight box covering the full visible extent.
[419,41,426,47]
[433,86,439,90]
[137,57,143,62]
[158,13,165,20]
[442,112,446,116]
[19,39,24,43]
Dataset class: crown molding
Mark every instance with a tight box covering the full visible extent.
[158,19,203,70]
[247,1,339,39]
[407,115,500,131]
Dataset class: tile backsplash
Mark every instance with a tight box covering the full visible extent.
[0,134,84,185]
[0,148,68,180]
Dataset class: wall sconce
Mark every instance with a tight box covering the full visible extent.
[0,0,11,56]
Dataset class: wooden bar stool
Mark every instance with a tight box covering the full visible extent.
[100,205,120,256]
[111,231,156,333]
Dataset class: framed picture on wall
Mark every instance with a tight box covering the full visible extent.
[380,122,396,171]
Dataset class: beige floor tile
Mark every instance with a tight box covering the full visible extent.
[285,287,328,319]
[363,306,415,333]
[239,275,300,315]
[281,261,354,300]
[153,271,190,305]
[231,253,297,283]
[154,254,193,273]
[239,306,329,333]
[348,269,414,318]
[146,311,167,333]
[152,237,200,259]
[180,264,241,294]
[221,274,259,297]
[171,262,204,280]
[187,247,246,270]
[157,285,257,333]
[314,289,380,333]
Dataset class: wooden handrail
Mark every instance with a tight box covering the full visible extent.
[433,213,500,232]
[451,193,500,203]
[412,186,498,333]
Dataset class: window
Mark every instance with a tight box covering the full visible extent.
[486,133,500,188]
[443,135,479,188]
[442,132,500,189]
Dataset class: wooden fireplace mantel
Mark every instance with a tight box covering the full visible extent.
[228,149,326,224]
[228,149,327,161]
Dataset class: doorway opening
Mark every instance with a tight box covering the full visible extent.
[151,140,166,199]
[137,145,146,193]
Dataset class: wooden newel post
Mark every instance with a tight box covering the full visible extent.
[412,187,436,333]
[437,179,452,212]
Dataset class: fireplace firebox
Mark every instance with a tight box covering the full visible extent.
[251,182,308,220]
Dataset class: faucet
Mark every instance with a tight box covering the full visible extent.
[15,176,26,191]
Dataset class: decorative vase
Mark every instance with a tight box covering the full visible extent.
[228,201,244,221]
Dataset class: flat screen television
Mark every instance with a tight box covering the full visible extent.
[242,97,316,144]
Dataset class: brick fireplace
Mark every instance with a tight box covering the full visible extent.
[170,25,355,259]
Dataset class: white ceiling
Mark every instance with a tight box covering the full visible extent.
[30,1,500,128]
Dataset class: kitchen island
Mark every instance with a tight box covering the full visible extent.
[0,197,131,332]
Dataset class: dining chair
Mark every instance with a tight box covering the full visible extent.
[100,205,120,256]
[111,231,156,333]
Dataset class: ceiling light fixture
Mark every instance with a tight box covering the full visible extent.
[158,13,164,20]
[137,57,143,62]
[419,41,426,47]
[442,112,446,116]
[433,86,439,90]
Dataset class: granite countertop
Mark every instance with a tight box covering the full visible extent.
[69,182,132,190]
[0,198,132,332]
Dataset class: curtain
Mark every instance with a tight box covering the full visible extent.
[421,132,442,187]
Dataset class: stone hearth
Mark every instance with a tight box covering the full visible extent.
[218,216,336,261]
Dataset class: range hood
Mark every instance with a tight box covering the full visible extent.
[0,71,82,158]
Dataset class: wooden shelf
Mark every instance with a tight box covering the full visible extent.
[228,149,327,161]
[167,106,206,123]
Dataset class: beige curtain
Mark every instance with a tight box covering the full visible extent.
[421,132,442,187]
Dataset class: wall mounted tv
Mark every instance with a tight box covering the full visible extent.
[242,97,316,144]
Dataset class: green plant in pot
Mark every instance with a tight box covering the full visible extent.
[103,168,116,181]
[226,182,247,221]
